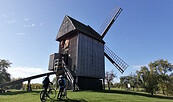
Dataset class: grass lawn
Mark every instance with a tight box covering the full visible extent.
[0,89,173,102]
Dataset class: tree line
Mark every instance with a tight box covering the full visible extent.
[1,58,173,96]
[0,59,45,90]
[0,59,24,90]
[106,59,173,96]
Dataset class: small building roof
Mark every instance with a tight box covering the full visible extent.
[56,15,105,43]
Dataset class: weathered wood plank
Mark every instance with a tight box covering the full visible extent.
[77,33,105,78]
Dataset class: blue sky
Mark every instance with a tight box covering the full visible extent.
[0,0,173,83]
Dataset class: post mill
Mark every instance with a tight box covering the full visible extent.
[48,7,129,90]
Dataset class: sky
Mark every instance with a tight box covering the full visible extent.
[0,0,173,83]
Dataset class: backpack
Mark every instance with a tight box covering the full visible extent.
[42,77,48,85]
[59,79,64,86]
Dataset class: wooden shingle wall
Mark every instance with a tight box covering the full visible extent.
[77,33,105,78]
[56,16,75,40]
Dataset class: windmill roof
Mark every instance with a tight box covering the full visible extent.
[57,15,104,43]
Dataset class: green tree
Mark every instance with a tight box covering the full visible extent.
[137,64,159,95]
[105,70,116,90]
[129,74,138,91]
[120,74,139,91]
[0,59,11,84]
[10,78,23,90]
[151,59,173,95]
[153,59,173,75]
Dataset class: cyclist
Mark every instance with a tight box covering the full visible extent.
[57,75,66,99]
[42,74,53,100]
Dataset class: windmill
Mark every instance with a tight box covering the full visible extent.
[0,6,129,92]
[48,6,128,90]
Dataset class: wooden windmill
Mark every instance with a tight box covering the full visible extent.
[48,7,128,90]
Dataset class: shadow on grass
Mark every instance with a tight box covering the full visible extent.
[0,90,40,95]
[94,90,173,100]
[53,98,87,102]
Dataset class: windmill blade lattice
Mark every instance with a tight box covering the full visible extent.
[98,7,123,38]
[104,45,128,73]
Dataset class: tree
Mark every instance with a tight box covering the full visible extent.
[0,59,11,84]
[137,59,173,96]
[128,74,138,91]
[9,78,23,90]
[120,76,133,90]
[120,74,139,91]
[153,59,173,75]
[105,70,116,90]
[137,65,159,95]
[151,59,173,95]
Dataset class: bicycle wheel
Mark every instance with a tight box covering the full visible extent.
[64,89,67,98]
[48,88,56,99]
[59,88,67,99]
[40,90,47,102]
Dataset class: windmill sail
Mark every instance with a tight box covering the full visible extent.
[104,45,128,73]
[98,7,123,38]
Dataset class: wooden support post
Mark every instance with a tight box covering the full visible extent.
[73,76,76,91]
[103,79,105,90]
[27,80,32,91]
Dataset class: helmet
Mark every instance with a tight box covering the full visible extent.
[59,75,63,78]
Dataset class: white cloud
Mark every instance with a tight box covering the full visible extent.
[24,18,28,21]
[132,64,147,69]
[31,24,35,27]
[23,16,29,21]
[23,25,30,28]
[7,66,56,84]
[23,24,37,28]
[132,65,142,69]
[1,14,16,24]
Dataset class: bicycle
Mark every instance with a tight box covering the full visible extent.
[40,84,56,102]
[58,86,67,100]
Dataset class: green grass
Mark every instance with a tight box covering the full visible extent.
[0,89,173,102]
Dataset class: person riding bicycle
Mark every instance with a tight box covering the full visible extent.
[57,75,66,99]
[42,74,53,100]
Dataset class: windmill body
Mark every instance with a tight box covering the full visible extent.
[49,15,105,90]
[48,8,128,90]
